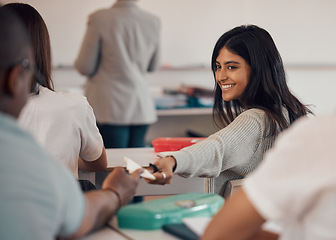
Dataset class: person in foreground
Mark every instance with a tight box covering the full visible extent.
[202,111,336,240]
[3,3,107,191]
[0,7,142,239]
[148,25,312,196]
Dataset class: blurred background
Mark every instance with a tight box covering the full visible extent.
[2,0,336,141]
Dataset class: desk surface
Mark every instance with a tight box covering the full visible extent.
[106,147,157,169]
[105,147,204,196]
[80,218,180,240]
[81,227,180,240]
[80,221,280,240]
[80,228,124,240]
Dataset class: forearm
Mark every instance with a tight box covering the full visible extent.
[170,138,224,178]
[68,190,119,239]
[66,167,142,239]
[173,112,264,178]
[202,190,266,240]
[78,147,107,172]
[249,229,279,240]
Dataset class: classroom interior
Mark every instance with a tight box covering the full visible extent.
[2,0,336,239]
[5,0,333,144]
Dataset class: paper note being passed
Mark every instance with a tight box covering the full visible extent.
[124,157,156,180]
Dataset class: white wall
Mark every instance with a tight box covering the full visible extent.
[2,0,336,67]
[2,0,336,116]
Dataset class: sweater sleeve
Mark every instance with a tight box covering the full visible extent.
[74,14,101,77]
[167,109,267,178]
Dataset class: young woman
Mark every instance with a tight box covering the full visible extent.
[203,111,336,240]
[148,25,312,196]
[4,3,107,191]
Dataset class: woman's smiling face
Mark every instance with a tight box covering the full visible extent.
[215,46,251,102]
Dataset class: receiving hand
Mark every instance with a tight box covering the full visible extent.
[102,167,143,207]
[145,156,176,185]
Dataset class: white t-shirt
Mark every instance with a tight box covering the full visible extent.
[244,112,336,240]
[18,86,103,178]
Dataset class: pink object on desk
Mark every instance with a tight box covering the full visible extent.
[152,137,206,152]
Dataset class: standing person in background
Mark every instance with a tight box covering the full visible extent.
[0,6,142,240]
[5,3,107,192]
[147,25,312,197]
[75,0,160,149]
[75,0,161,191]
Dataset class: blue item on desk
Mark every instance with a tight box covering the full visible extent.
[117,193,224,230]
[154,94,213,110]
[187,96,213,108]
[162,223,199,240]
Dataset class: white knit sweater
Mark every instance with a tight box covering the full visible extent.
[163,108,287,196]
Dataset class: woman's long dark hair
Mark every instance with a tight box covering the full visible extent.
[3,3,54,94]
[211,25,312,137]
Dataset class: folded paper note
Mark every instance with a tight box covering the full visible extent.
[124,156,156,180]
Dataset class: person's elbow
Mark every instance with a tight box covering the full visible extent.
[79,159,106,172]
[81,148,107,172]
[74,59,96,77]
[92,157,107,171]
[92,149,108,171]
[147,64,156,72]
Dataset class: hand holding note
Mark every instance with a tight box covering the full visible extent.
[124,157,156,180]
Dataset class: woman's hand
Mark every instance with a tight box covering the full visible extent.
[146,156,176,185]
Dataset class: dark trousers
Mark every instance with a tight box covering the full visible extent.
[97,124,149,149]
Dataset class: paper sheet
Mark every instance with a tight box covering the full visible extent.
[182,218,282,237]
[124,156,156,180]
[182,217,212,236]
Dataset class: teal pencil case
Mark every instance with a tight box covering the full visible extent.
[117,193,224,230]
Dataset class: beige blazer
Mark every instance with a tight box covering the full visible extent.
[75,0,160,125]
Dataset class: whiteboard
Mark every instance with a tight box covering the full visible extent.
[3,0,336,67]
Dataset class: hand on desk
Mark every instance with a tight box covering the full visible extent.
[145,156,177,185]
[102,167,143,207]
